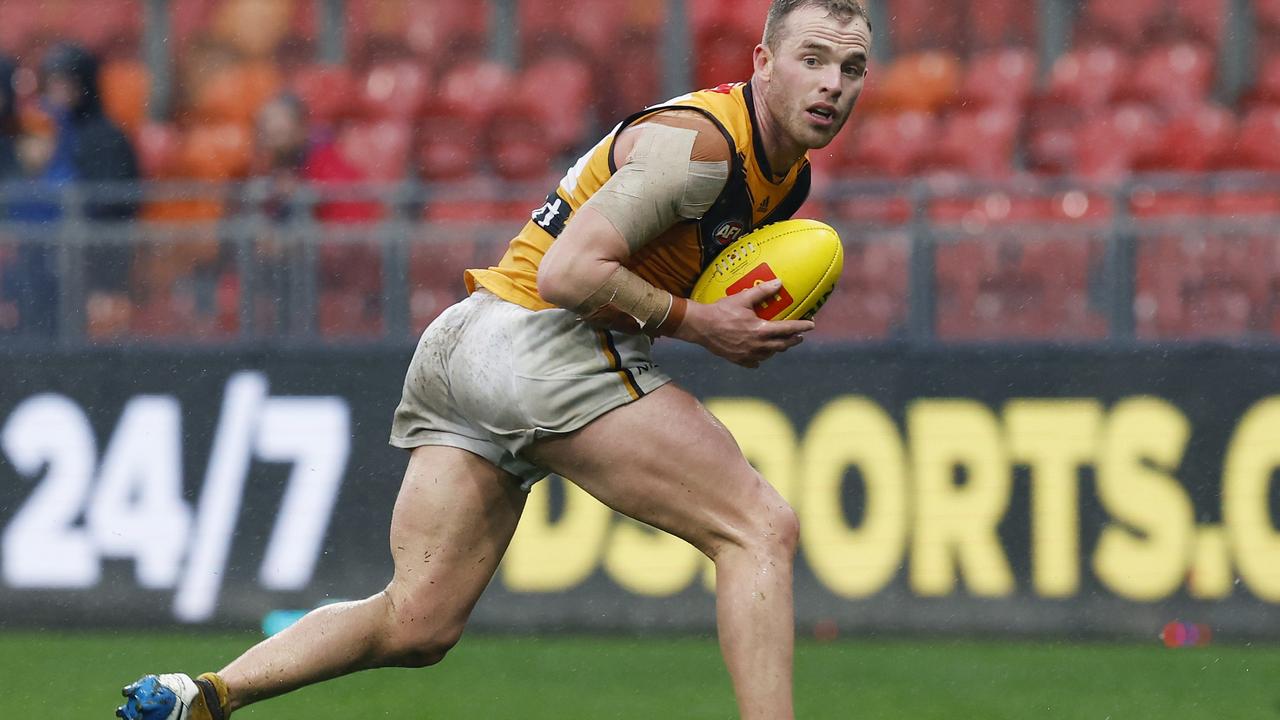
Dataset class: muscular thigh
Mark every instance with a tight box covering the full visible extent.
[385,446,526,620]
[525,384,787,556]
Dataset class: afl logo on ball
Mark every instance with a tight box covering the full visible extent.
[712,220,746,245]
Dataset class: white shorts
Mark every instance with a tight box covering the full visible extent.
[389,289,672,489]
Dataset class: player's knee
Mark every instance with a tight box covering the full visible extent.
[712,477,799,561]
[380,589,466,668]
[384,620,464,668]
[764,500,800,558]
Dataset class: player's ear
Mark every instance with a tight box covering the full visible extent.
[753,43,772,80]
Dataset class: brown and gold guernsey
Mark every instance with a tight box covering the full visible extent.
[464,81,813,311]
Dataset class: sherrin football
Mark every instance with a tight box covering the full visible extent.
[690,219,843,321]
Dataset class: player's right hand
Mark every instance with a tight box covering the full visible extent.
[674,279,815,368]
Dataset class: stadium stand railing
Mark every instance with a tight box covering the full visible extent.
[2,173,1279,346]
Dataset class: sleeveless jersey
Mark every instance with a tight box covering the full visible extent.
[464,81,813,311]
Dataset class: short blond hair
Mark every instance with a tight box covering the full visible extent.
[763,0,871,49]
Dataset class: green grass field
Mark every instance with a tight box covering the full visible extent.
[3,631,1277,718]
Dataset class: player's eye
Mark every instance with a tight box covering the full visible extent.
[803,56,820,67]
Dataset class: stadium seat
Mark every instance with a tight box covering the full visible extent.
[1216,106,1280,170]
[522,0,645,62]
[1241,52,1280,109]
[690,0,770,39]
[837,111,938,177]
[601,28,663,118]
[188,62,284,125]
[1164,0,1228,47]
[100,59,150,134]
[516,53,596,154]
[288,63,357,127]
[912,106,1020,178]
[58,0,143,54]
[437,60,517,124]
[421,176,504,222]
[1027,102,1162,179]
[1132,103,1235,171]
[952,46,1037,110]
[209,0,295,58]
[810,232,909,340]
[134,122,182,178]
[1041,45,1130,111]
[967,0,1037,49]
[1115,42,1215,113]
[696,23,758,89]
[487,107,556,183]
[0,2,43,54]
[867,50,961,113]
[1076,0,1165,47]
[358,59,432,121]
[178,122,254,180]
[317,287,384,339]
[408,235,481,329]
[416,107,483,182]
[885,0,963,54]
[1128,185,1211,217]
[338,120,411,181]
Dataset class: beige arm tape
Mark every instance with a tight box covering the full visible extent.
[581,123,730,253]
[574,265,688,335]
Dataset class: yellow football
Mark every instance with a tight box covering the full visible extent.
[690,219,843,321]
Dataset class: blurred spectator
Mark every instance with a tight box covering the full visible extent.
[246,93,381,334]
[0,56,21,332]
[3,43,140,338]
[0,57,17,182]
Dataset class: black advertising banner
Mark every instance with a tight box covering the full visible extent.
[1,344,1279,640]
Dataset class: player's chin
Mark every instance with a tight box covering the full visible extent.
[798,124,842,150]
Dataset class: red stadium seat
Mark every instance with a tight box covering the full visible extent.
[811,234,909,340]
[516,54,596,153]
[1028,102,1162,179]
[885,0,963,53]
[338,120,411,181]
[1076,0,1165,47]
[437,60,517,124]
[837,111,938,177]
[487,107,556,183]
[967,0,1037,49]
[1241,53,1280,109]
[1217,107,1280,170]
[602,28,663,118]
[1128,186,1211,217]
[317,288,384,339]
[912,106,1020,178]
[134,123,183,179]
[289,64,358,127]
[696,23,757,89]
[953,46,1037,110]
[359,60,432,121]
[1132,103,1236,171]
[1115,42,1215,113]
[1041,45,1131,111]
[689,0,770,39]
[416,108,483,182]
[59,0,143,53]
[408,235,482,330]
[1165,0,1228,46]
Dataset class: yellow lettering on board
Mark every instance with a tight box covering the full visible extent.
[909,400,1015,597]
[1092,397,1193,601]
[799,396,908,598]
[1223,397,1280,601]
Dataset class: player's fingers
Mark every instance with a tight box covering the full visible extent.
[731,279,785,307]
[761,319,816,337]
